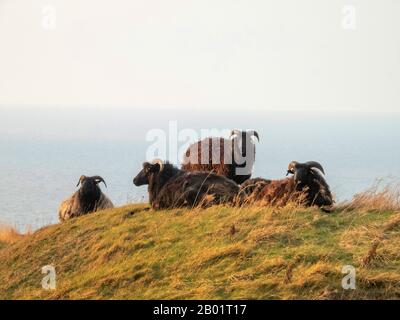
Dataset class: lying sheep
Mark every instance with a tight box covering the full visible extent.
[133,159,239,209]
[237,161,334,211]
[58,175,114,222]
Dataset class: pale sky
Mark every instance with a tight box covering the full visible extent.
[0,0,399,112]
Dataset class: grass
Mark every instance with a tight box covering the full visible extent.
[0,185,400,300]
[0,223,28,248]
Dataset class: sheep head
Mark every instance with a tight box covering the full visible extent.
[286,161,325,176]
[74,175,107,209]
[133,159,164,186]
[287,161,298,176]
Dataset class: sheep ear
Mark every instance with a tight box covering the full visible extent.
[142,162,150,168]
[150,163,162,173]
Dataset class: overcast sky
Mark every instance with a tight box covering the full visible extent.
[0,0,399,112]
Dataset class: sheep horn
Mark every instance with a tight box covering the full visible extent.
[252,131,260,142]
[76,175,86,187]
[93,176,107,188]
[152,158,164,172]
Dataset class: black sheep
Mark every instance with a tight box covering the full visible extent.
[238,161,334,211]
[58,175,114,222]
[133,159,239,209]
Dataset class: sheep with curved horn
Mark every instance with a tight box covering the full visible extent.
[237,161,334,211]
[58,175,114,222]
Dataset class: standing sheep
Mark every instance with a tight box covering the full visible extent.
[58,175,114,222]
[181,129,259,184]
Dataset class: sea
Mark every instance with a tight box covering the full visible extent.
[1,108,399,231]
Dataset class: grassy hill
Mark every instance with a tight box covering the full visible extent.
[0,202,399,299]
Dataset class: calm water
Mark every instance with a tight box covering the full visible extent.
[1,111,399,231]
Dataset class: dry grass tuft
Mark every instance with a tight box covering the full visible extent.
[0,224,26,244]
[361,214,400,267]
[235,182,310,208]
[339,179,400,212]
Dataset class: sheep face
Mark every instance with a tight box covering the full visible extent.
[133,162,162,186]
[77,175,106,193]
[230,130,259,179]
[76,175,107,210]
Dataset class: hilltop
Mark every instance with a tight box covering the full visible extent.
[0,203,399,299]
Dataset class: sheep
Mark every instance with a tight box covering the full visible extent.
[133,159,239,209]
[58,175,114,222]
[237,161,334,211]
[181,129,259,184]
[288,161,333,210]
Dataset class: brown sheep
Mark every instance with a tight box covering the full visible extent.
[237,177,298,206]
[181,129,259,184]
[237,161,334,211]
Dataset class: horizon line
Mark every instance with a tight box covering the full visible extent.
[1,104,400,114]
